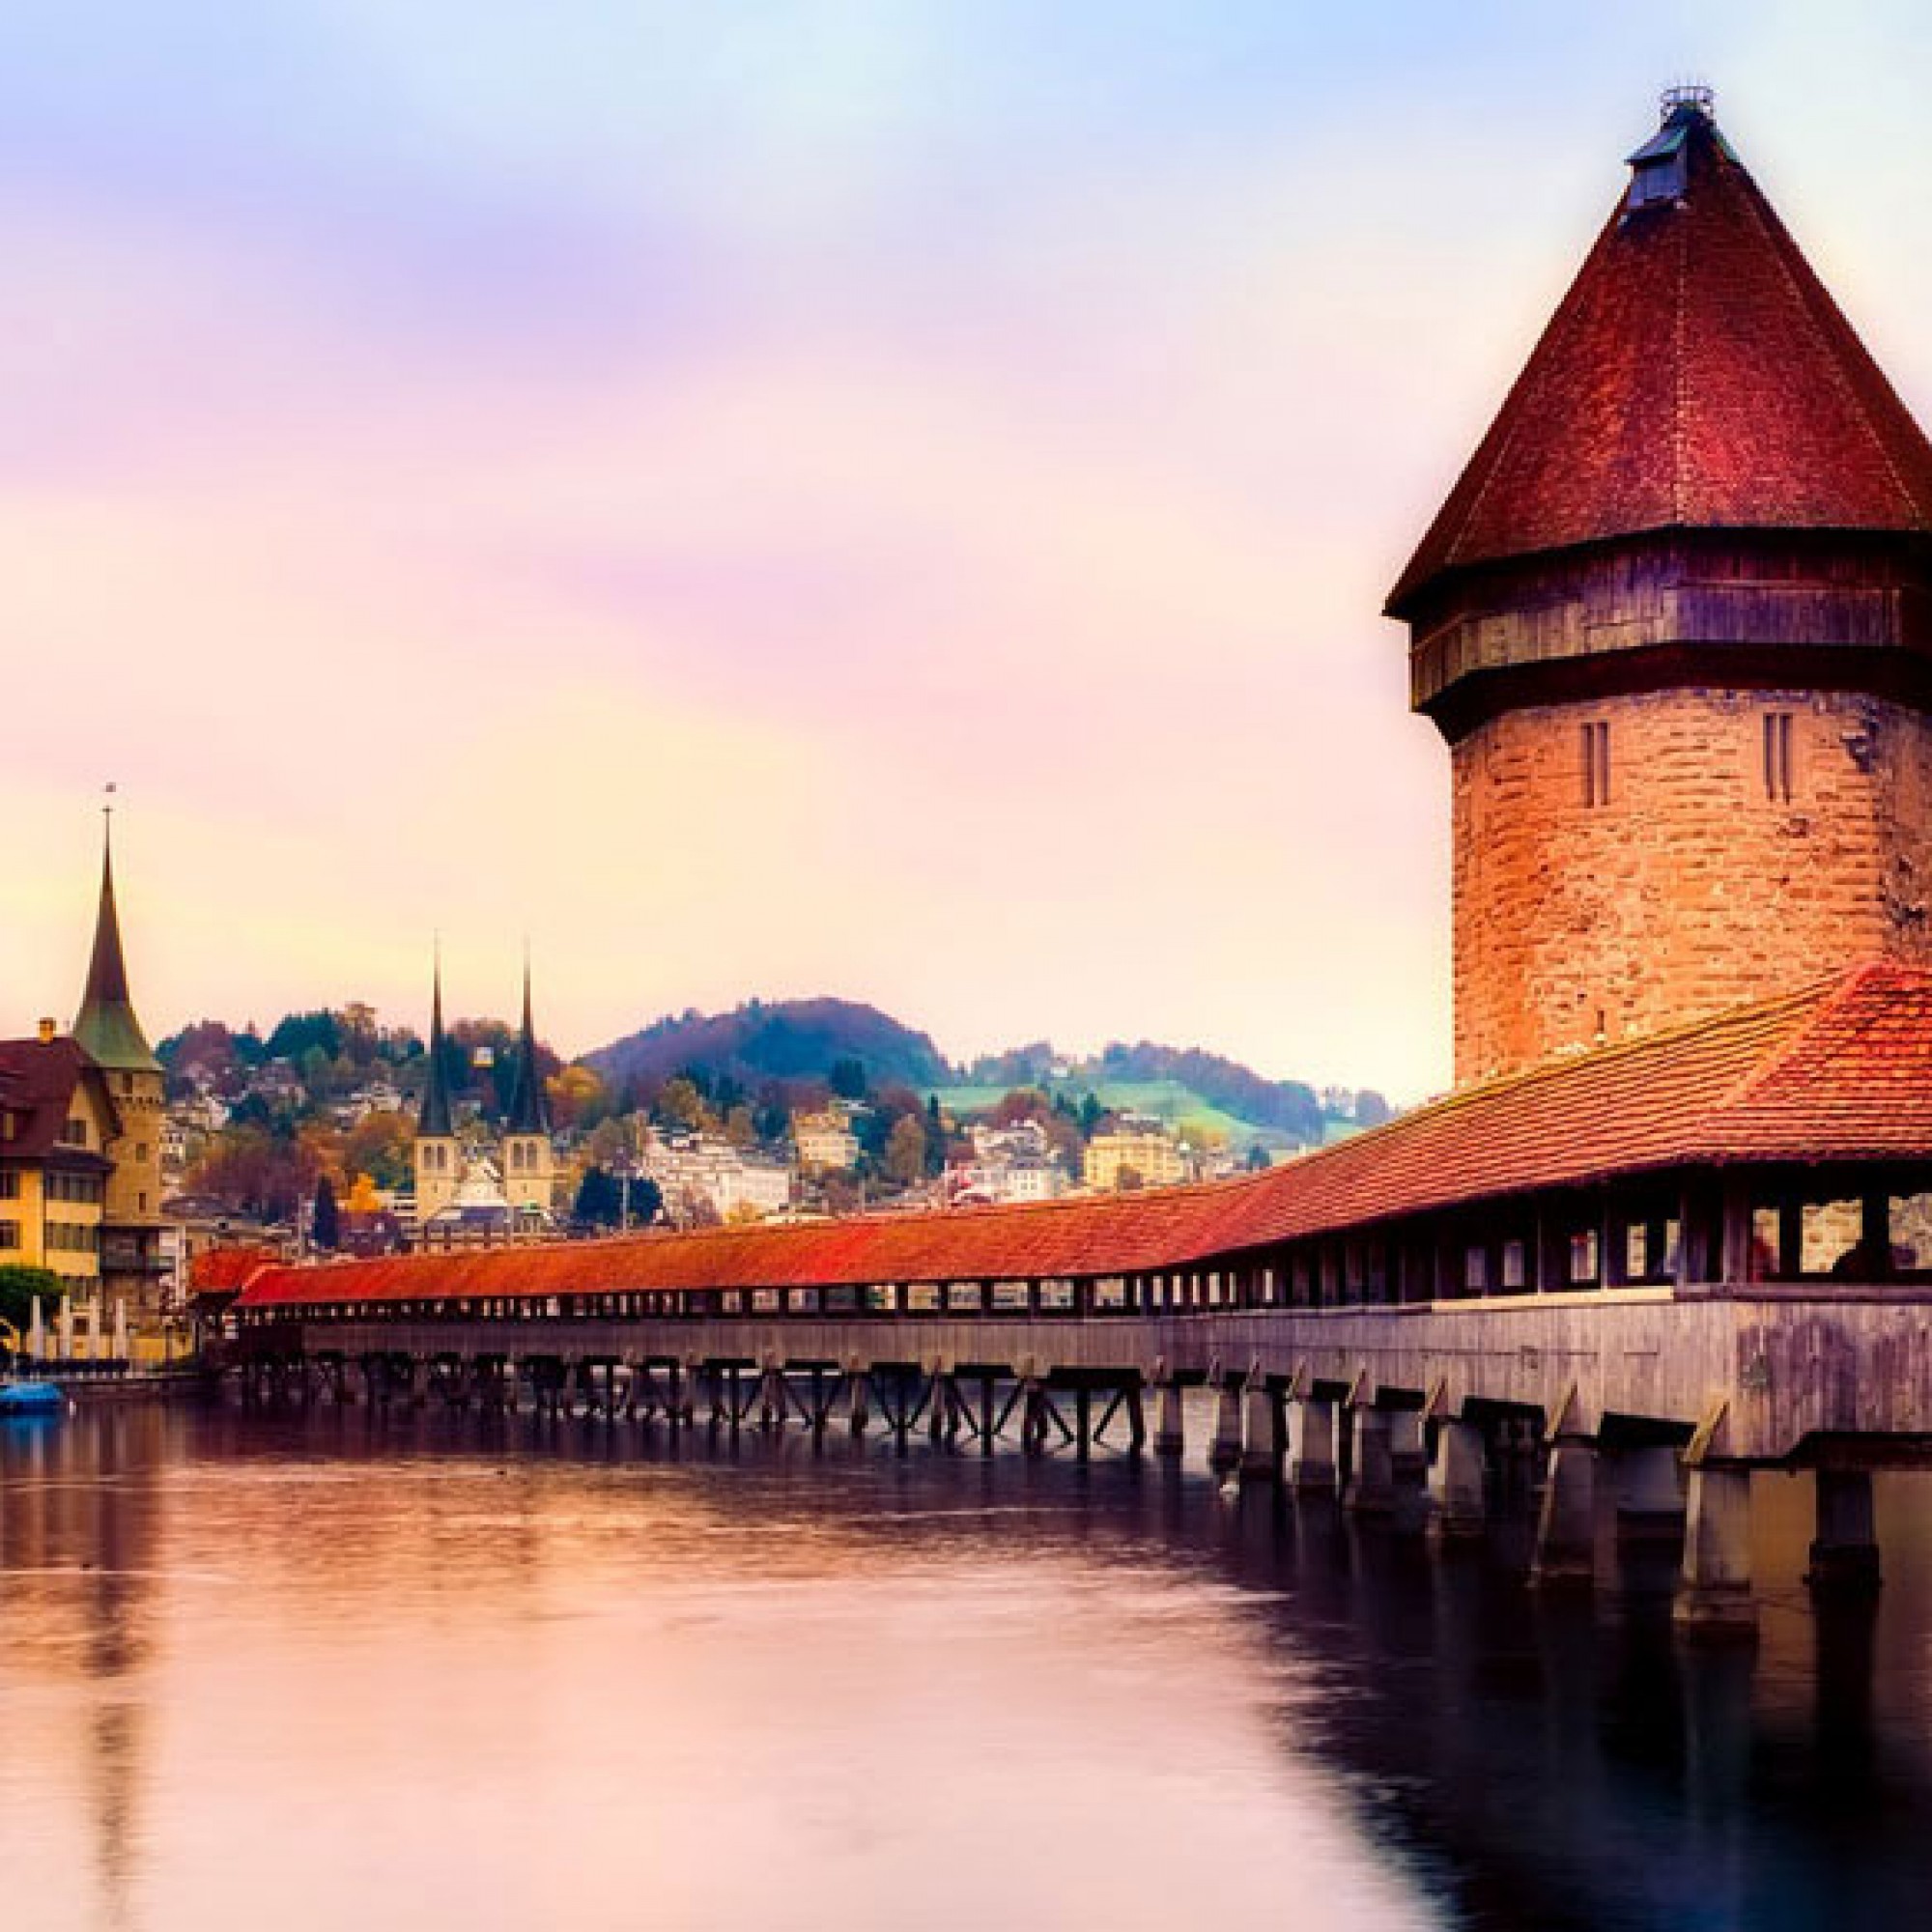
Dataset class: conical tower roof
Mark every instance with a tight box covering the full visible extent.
[72,814,159,1075]
[505,954,551,1137]
[417,952,455,1139]
[1387,91,1932,616]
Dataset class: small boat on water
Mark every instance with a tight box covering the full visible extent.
[0,1380,67,1418]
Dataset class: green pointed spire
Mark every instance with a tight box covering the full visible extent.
[505,950,551,1137]
[72,803,159,1075]
[418,949,455,1139]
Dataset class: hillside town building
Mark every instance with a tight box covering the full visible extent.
[644,1131,794,1224]
[1083,1124,1187,1192]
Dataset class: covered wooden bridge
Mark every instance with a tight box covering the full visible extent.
[228,964,1932,1635]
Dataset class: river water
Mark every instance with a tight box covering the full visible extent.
[3,1402,1931,1931]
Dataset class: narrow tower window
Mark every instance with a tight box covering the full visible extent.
[1763,711,1795,802]
[1581,721,1611,808]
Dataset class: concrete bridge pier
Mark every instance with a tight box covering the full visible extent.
[1530,1439,1599,1589]
[1239,1373,1280,1480]
[1805,1468,1883,1598]
[1675,1465,1758,1640]
[1152,1379,1185,1458]
[1345,1406,1395,1515]
[1428,1417,1488,1541]
[1618,1445,1687,1543]
[1209,1376,1243,1474]
[1389,1407,1427,1481]
[1288,1398,1337,1494]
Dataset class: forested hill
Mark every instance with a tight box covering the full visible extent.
[585,998,950,1097]
[586,1000,1390,1144]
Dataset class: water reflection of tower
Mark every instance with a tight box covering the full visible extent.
[0,1406,168,1929]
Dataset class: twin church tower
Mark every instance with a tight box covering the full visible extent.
[410,955,557,1228]
[1393,89,1932,1087]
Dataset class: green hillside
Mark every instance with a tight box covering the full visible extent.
[930,1076,1330,1154]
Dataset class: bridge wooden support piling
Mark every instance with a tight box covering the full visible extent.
[1806,1468,1883,1598]
[1152,1378,1184,1458]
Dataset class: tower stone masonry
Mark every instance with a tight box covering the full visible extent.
[1387,91,1932,1086]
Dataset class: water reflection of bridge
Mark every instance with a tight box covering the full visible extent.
[230,1273,1932,1647]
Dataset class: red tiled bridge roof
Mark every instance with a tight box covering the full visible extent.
[236,965,1932,1312]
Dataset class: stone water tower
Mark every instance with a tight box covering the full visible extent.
[1387,90,1932,1086]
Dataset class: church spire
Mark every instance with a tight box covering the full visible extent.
[72,792,159,1074]
[505,949,551,1137]
[417,947,455,1139]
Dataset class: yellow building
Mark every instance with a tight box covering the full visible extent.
[793,1110,860,1173]
[1083,1127,1187,1192]
[0,1027,120,1285]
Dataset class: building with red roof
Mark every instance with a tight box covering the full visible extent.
[1388,88,1932,1086]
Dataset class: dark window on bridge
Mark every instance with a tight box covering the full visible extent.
[825,1286,857,1314]
[1039,1280,1075,1313]
[1463,1244,1489,1293]
[948,1283,983,1313]
[1501,1240,1527,1291]
[867,1283,897,1313]
[907,1284,940,1314]
[1568,1230,1600,1285]
[992,1281,1028,1313]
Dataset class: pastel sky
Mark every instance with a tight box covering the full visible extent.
[5,2,1931,1098]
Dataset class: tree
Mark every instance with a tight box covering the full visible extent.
[265,1009,345,1064]
[992,1088,1051,1128]
[1245,1142,1272,1172]
[0,1264,64,1336]
[654,1076,709,1134]
[344,1110,414,1191]
[884,1114,926,1187]
[548,1063,609,1132]
[829,1056,867,1100]
[574,1167,662,1231]
[311,1175,341,1251]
